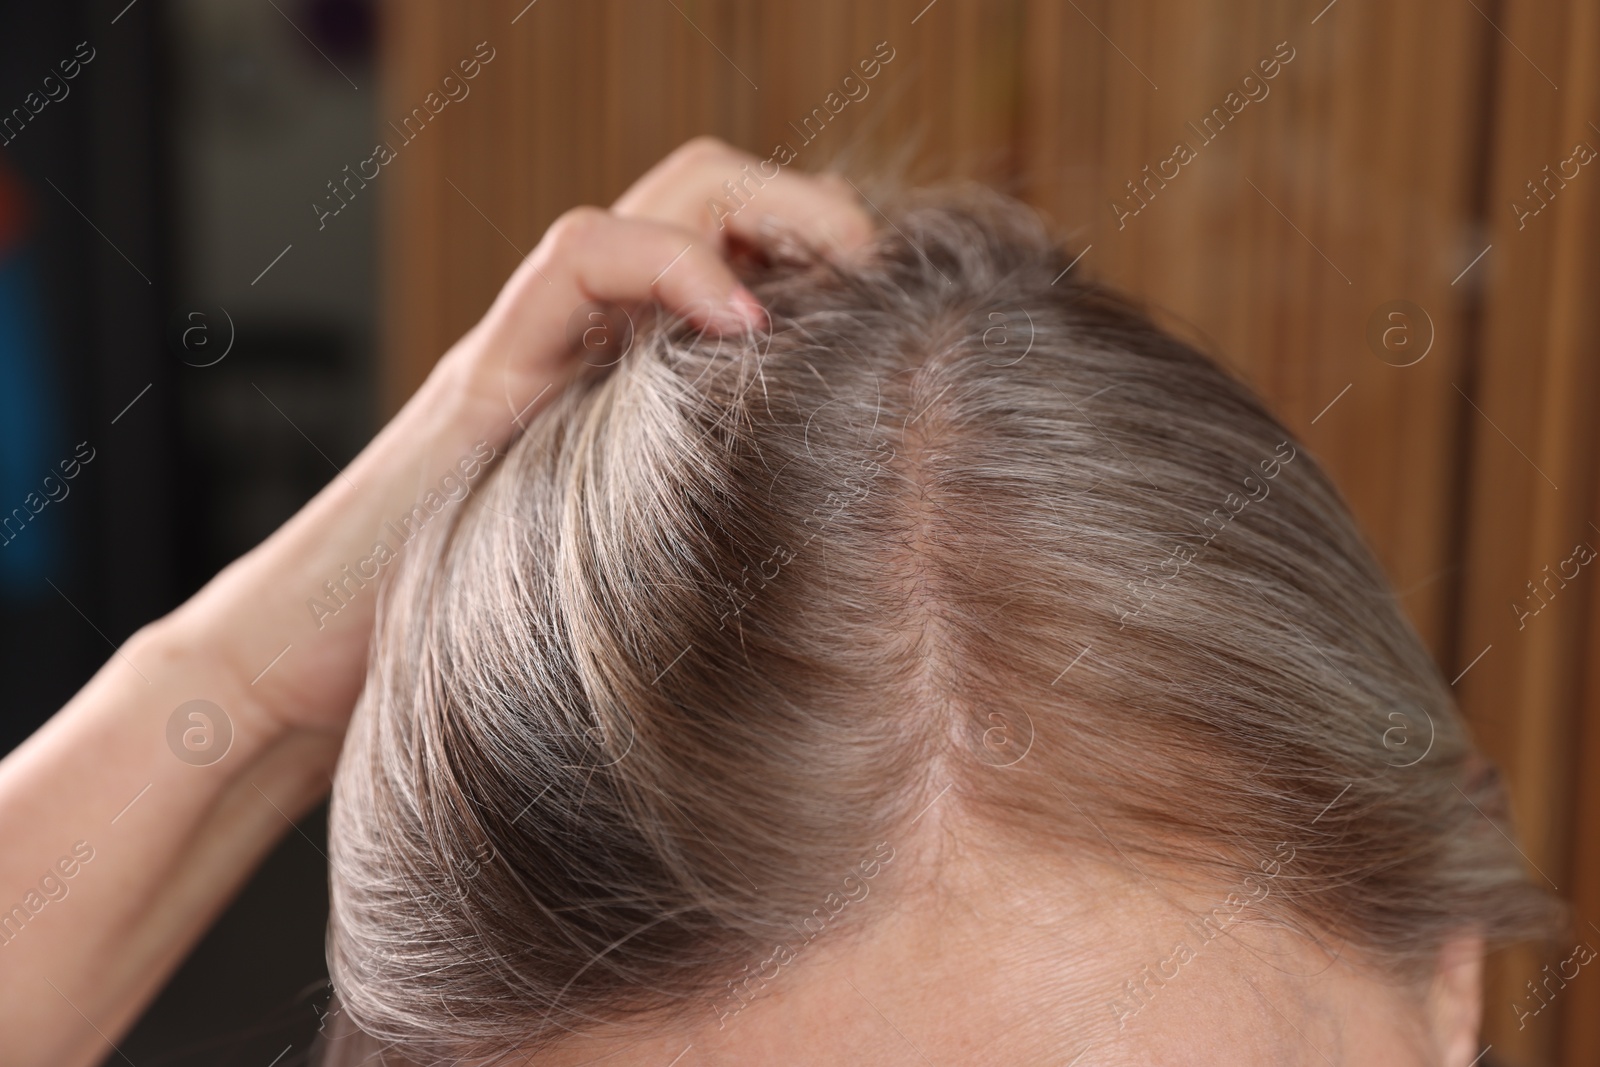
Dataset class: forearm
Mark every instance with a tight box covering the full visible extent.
[0,615,331,1067]
[0,340,510,1067]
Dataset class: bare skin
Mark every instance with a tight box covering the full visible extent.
[0,137,1488,1066]
[0,137,875,1067]
[520,833,1486,1066]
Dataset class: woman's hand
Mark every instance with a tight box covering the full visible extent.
[0,136,872,1067]
[460,138,874,430]
[217,135,875,742]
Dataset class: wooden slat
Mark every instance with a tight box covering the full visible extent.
[1457,0,1600,1061]
[1015,0,1487,662]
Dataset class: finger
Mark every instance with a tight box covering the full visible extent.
[544,209,763,330]
[611,136,875,260]
[480,208,763,364]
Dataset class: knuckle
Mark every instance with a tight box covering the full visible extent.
[656,136,758,186]
[674,135,734,166]
[544,205,609,254]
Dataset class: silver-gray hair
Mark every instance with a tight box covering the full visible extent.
[321,183,1560,1065]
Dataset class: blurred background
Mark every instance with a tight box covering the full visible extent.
[0,0,1595,1064]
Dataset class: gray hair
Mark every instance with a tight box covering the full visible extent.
[321,183,1560,1064]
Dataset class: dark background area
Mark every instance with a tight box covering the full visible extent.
[0,0,375,1063]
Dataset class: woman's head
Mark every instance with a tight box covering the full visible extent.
[324,185,1559,1065]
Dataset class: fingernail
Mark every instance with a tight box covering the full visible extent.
[723,285,765,328]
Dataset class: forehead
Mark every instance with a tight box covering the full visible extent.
[525,841,1424,1066]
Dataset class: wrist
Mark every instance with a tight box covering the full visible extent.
[427,313,575,444]
[135,601,299,762]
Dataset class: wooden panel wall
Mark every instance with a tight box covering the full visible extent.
[377,2,1600,1063]
[1456,2,1600,1063]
